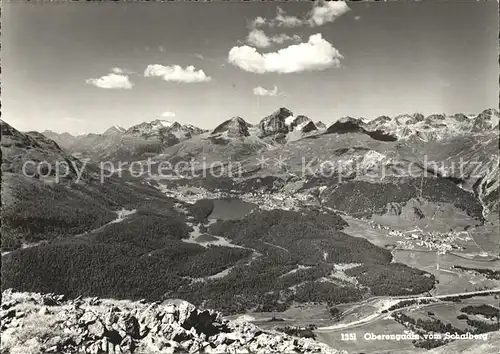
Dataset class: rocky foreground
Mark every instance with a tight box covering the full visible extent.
[0,289,346,354]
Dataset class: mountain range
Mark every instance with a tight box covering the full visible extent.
[42,120,208,162]
[1,107,499,354]
[44,108,499,157]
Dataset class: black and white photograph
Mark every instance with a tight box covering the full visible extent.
[1,0,499,353]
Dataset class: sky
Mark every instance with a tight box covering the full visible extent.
[2,0,498,134]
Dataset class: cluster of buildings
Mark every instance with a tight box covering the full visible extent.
[395,229,469,254]
[367,220,472,255]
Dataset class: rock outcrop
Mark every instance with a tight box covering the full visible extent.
[315,121,326,129]
[411,113,425,122]
[425,114,446,122]
[259,108,292,137]
[123,121,197,142]
[183,124,206,136]
[1,290,345,354]
[325,117,397,142]
[367,115,391,127]
[289,115,309,129]
[124,120,176,138]
[211,117,250,137]
[472,109,500,132]
[297,121,318,133]
[452,113,469,122]
[103,126,126,136]
[325,117,366,134]
[289,116,317,133]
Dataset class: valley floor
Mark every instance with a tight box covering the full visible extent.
[157,183,500,353]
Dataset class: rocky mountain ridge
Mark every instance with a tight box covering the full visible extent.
[211,117,251,138]
[2,120,84,179]
[1,289,346,354]
[290,115,318,133]
[42,108,499,162]
[43,120,207,161]
[365,109,499,141]
[39,107,500,218]
[324,116,398,142]
[123,120,205,140]
[103,126,126,136]
[2,113,499,354]
[258,108,320,138]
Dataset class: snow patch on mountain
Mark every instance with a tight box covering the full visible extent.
[285,115,296,126]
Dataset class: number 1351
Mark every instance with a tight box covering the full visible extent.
[341,333,357,341]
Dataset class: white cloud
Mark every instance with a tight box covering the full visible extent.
[159,45,166,53]
[247,29,271,48]
[252,16,267,28]
[85,73,133,89]
[272,33,302,44]
[161,111,176,118]
[307,1,351,27]
[354,16,361,21]
[246,29,301,48]
[249,1,350,29]
[253,85,280,96]
[274,7,304,27]
[144,64,211,83]
[110,67,136,75]
[228,33,342,74]
[111,67,125,74]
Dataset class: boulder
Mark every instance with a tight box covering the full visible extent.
[88,319,106,338]
[79,311,98,325]
[124,314,141,339]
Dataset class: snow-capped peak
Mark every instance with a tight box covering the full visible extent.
[295,120,311,131]
[103,125,126,135]
[151,120,174,128]
[285,115,295,126]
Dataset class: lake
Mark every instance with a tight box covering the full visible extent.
[208,198,257,220]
